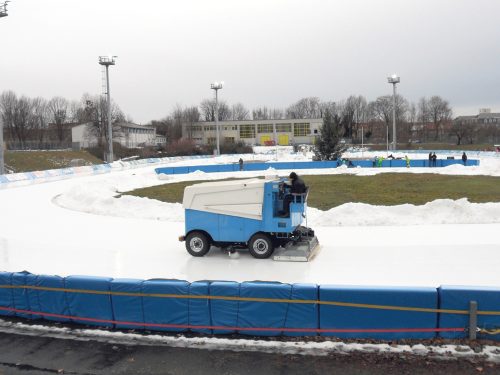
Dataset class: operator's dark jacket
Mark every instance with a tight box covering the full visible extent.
[290,176,307,194]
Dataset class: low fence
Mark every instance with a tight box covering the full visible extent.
[0,155,212,186]
[155,159,480,175]
[1,271,498,340]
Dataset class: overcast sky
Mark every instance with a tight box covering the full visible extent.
[1,0,500,123]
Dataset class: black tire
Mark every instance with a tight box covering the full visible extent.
[248,233,274,259]
[185,231,211,257]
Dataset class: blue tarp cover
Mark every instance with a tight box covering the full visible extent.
[210,281,240,334]
[237,282,291,336]
[142,279,190,332]
[65,275,113,327]
[111,278,144,330]
[439,285,500,339]
[319,285,438,340]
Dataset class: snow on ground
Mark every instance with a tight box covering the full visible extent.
[1,151,500,287]
[1,319,499,363]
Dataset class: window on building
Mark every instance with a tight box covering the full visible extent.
[207,137,216,145]
[276,123,292,132]
[240,124,255,138]
[204,126,216,131]
[313,129,318,134]
[257,124,273,133]
[294,123,310,136]
[224,137,235,144]
[191,125,202,132]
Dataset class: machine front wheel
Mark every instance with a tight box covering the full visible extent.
[186,231,211,257]
[248,233,274,259]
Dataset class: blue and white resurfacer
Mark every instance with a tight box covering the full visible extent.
[179,177,319,261]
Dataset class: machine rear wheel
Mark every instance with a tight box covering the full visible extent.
[186,231,210,257]
[248,233,274,259]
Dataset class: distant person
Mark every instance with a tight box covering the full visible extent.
[280,172,307,217]
[239,158,244,171]
[432,152,437,167]
[377,156,384,167]
[462,152,467,165]
[428,152,432,167]
[405,155,410,168]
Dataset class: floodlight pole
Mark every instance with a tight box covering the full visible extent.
[99,56,117,163]
[211,82,223,156]
[0,1,9,175]
[387,74,400,152]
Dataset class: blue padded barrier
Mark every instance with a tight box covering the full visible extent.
[37,274,70,322]
[237,282,291,336]
[319,285,438,340]
[65,275,114,327]
[189,281,212,334]
[12,272,31,319]
[142,279,190,332]
[284,283,319,337]
[217,164,236,173]
[439,286,500,340]
[154,159,480,176]
[209,281,240,334]
[0,272,14,316]
[25,273,41,319]
[110,279,144,330]
[173,166,190,174]
[242,163,267,171]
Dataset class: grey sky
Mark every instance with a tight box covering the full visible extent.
[1,0,499,123]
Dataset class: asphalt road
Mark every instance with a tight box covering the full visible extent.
[0,332,498,375]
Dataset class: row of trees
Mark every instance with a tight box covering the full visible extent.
[0,91,126,147]
[2,89,496,149]
[156,94,456,144]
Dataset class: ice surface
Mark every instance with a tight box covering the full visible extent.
[1,151,500,287]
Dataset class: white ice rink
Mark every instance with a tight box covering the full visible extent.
[1,151,500,287]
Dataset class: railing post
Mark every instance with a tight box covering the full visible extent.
[469,300,478,340]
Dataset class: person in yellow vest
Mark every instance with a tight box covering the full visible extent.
[405,155,410,168]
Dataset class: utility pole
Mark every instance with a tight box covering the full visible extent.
[387,74,400,152]
[99,56,117,163]
[0,1,10,175]
[210,82,223,156]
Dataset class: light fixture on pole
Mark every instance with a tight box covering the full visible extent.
[387,74,400,152]
[210,81,224,156]
[99,55,117,163]
[0,0,10,175]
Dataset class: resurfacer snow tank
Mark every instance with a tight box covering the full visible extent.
[179,177,319,261]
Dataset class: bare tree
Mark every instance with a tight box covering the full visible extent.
[427,96,452,141]
[199,99,231,121]
[76,94,125,148]
[230,103,250,120]
[0,90,17,141]
[47,97,69,142]
[183,106,200,140]
[286,97,321,119]
[252,106,284,120]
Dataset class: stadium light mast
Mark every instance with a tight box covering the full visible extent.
[0,1,10,175]
[387,74,400,152]
[210,81,224,156]
[99,55,117,163]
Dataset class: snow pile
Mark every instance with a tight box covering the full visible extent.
[308,199,500,226]
[54,180,184,222]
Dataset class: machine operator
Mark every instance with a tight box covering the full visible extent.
[279,172,307,217]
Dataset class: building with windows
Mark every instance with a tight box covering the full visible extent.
[454,109,500,126]
[72,122,162,149]
[182,118,323,146]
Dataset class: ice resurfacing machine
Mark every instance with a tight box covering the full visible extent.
[179,177,319,261]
